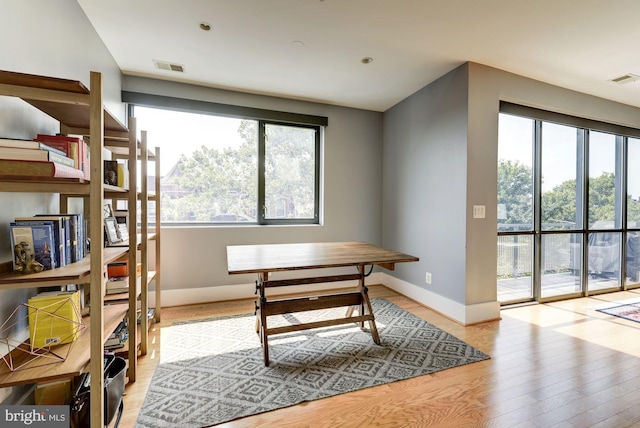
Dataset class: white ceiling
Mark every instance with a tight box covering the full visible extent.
[77,0,640,112]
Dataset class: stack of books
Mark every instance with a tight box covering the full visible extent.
[33,134,90,180]
[104,319,128,350]
[10,213,85,272]
[0,137,84,179]
[105,276,129,295]
[138,308,156,324]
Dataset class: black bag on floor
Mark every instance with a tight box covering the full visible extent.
[70,354,126,428]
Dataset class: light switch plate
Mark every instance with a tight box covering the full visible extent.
[473,205,486,219]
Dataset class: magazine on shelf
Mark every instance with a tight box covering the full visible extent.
[9,222,56,271]
[30,215,73,266]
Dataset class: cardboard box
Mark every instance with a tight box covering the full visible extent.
[27,291,82,348]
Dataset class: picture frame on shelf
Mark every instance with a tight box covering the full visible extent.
[103,203,113,220]
[114,210,129,241]
[104,217,122,245]
[116,223,128,242]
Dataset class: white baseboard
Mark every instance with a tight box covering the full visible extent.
[380,273,500,325]
[148,274,384,308]
[149,272,500,325]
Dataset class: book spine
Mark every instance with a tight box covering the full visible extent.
[45,150,75,168]
[66,215,79,263]
[81,140,90,180]
[63,217,72,265]
[36,143,66,157]
[117,162,129,189]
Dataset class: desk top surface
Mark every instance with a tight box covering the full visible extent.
[226,241,419,274]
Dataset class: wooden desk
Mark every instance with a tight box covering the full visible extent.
[226,242,419,365]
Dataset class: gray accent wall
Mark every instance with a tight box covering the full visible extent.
[382,64,470,304]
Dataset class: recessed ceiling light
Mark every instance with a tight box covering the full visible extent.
[291,40,305,49]
[199,22,211,31]
[361,57,373,64]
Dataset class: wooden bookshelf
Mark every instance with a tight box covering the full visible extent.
[0,247,128,290]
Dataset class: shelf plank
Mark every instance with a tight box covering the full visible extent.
[0,70,89,94]
[0,247,128,289]
[0,303,128,388]
[0,179,89,194]
[0,70,126,134]
[108,234,157,250]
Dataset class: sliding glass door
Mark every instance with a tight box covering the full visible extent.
[497,115,534,302]
[498,109,640,305]
[540,122,583,299]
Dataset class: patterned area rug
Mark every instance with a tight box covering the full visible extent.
[135,298,490,428]
[596,302,640,322]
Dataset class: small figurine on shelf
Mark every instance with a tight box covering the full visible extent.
[14,241,44,274]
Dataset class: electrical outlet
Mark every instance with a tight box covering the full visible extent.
[425,272,432,284]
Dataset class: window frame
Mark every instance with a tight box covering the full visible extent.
[125,92,326,226]
[258,120,321,225]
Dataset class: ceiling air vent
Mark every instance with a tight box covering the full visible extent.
[609,73,640,85]
[153,60,185,73]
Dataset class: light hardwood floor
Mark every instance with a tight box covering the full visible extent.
[117,285,640,428]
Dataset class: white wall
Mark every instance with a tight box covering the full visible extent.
[0,1,123,304]
[0,0,125,402]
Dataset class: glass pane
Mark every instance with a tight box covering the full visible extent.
[589,131,617,229]
[628,138,640,228]
[497,234,533,302]
[541,122,580,230]
[626,231,640,286]
[541,233,582,298]
[587,232,621,291]
[498,114,534,232]
[135,106,258,223]
[264,124,316,219]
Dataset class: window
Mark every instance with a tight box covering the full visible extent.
[498,103,640,304]
[132,105,322,225]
